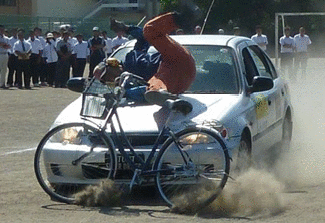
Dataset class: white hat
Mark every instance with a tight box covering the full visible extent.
[46,33,54,38]
[218,29,225,34]
[93,27,99,31]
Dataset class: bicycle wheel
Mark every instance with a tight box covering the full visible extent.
[154,126,230,212]
[34,122,116,204]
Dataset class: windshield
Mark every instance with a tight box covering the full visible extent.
[112,45,239,94]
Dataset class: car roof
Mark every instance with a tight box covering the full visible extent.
[124,34,252,48]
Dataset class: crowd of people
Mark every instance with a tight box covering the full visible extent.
[0,24,129,89]
[246,25,311,80]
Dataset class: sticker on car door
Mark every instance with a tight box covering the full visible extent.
[254,94,269,119]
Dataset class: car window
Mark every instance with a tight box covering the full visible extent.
[112,45,239,94]
[186,45,239,94]
[246,46,274,79]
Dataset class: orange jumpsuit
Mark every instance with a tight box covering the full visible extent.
[143,12,196,94]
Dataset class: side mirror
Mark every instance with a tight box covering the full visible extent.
[67,77,86,93]
[249,76,274,93]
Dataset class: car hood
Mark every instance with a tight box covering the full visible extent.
[53,94,241,133]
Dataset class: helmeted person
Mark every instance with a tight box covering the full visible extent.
[95,10,200,100]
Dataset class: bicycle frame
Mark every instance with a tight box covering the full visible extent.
[82,94,187,182]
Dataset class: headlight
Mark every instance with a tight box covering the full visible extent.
[202,120,228,139]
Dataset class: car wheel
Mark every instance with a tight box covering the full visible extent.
[232,132,252,175]
[281,113,293,149]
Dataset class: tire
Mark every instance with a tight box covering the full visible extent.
[34,122,116,204]
[154,127,230,212]
[232,132,252,175]
[282,114,293,147]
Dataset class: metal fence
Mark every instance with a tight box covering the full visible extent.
[0,14,131,39]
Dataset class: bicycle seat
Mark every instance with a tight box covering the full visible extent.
[165,99,193,115]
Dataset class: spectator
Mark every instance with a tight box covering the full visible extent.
[112,30,128,50]
[13,30,32,89]
[294,26,311,78]
[68,27,78,77]
[56,31,72,87]
[7,28,18,88]
[176,29,184,35]
[233,27,241,36]
[279,26,295,78]
[27,30,42,87]
[0,25,10,89]
[34,27,47,86]
[251,25,268,51]
[72,34,89,77]
[52,31,60,41]
[194,25,201,34]
[102,30,113,57]
[88,27,106,77]
[42,33,58,87]
[218,29,225,34]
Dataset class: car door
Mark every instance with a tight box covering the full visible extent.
[242,44,283,148]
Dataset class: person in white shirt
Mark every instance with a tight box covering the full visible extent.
[251,25,268,51]
[27,30,43,87]
[7,28,18,87]
[72,34,90,77]
[34,27,48,86]
[42,33,58,87]
[102,31,113,57]
[0,25,11,89]
[294,26,311,78]
[112,31,129,50]
[13,30,32,89]
[279,26,295,78]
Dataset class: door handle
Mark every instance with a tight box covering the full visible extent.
[268,100,272,105]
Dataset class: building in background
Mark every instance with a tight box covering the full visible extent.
[0,0,160,37]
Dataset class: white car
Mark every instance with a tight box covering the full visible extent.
[40,35,293,186]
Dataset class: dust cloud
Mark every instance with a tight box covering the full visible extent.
[175,59,325,217]
[75,179,123,207]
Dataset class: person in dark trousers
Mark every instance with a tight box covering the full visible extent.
[72,34,89,77]
[7,28,18,87]
[88,27,105,78]
[56,31,72,87]
[42,33,58,87]
[13,30,32,89]
[27,30,42,87]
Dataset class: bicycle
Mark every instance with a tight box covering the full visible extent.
[34,73,230,211]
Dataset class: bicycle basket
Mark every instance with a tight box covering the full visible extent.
[80,78,114,119]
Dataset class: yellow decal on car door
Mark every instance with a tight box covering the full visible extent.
[254,94,269,119]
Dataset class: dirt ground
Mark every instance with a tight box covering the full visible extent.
[0,60,324,223]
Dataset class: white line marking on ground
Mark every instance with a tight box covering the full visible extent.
[0,147,36,156]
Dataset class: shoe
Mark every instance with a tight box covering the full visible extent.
[18,85,23,89]
[34,83,40,87]
[110,18,128,33]
[144,89,178,106]
[41,82,48,87]
[0,85,8,89]
[25,86,32,90]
